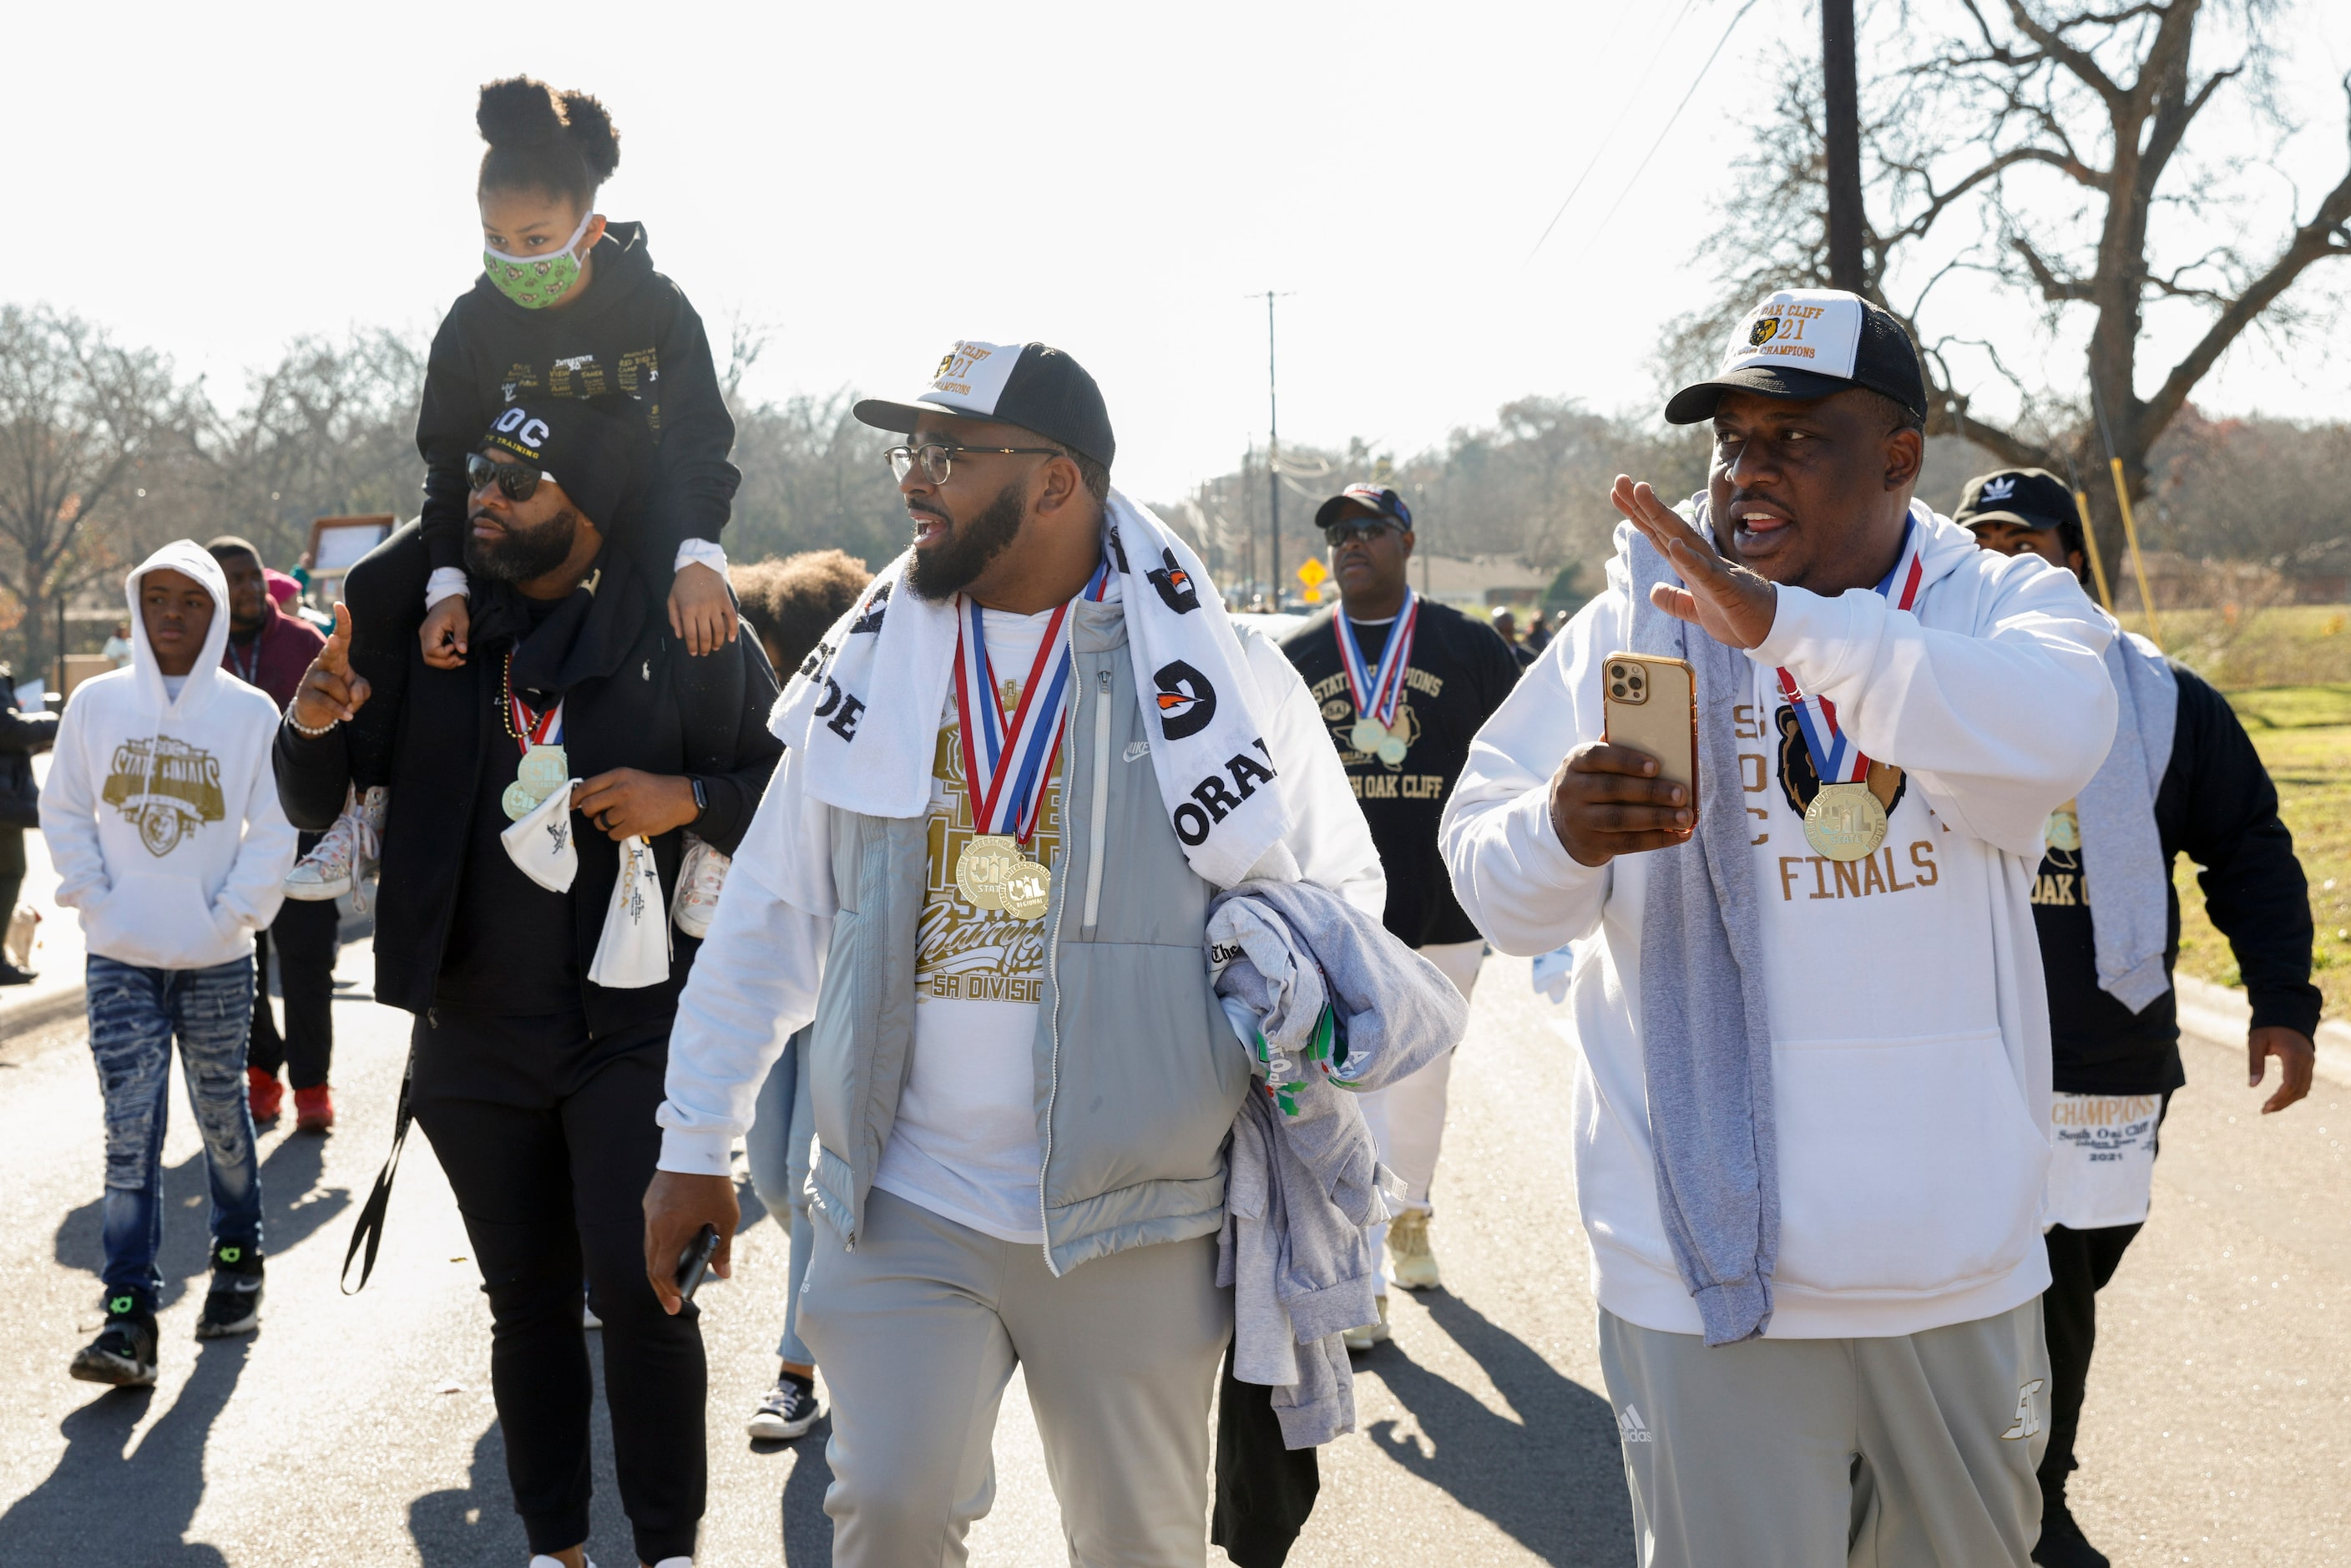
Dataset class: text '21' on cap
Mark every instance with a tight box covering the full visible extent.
[853,340,1115,470]
[1664,289,1929,427]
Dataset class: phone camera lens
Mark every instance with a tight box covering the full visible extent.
[1609,664,1625,679]
[1610,682,1626,697]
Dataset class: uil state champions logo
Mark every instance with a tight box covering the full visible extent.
[102,736,225,856]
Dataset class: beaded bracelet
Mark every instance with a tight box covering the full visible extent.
[286,711,340,739]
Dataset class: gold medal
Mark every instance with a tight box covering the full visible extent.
[1804,781,1888,862]
[1350,717,1385,755]
[518,744,569,794]
[954,833,1019,912]
[1000,857,1052,922]
[501,780,540,822]
[2045,800,2081,853]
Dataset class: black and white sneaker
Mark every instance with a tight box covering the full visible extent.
[71,1300,158,1387]
[195,1241,264,1339]
[746,1372,822,1440]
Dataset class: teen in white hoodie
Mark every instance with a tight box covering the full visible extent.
[1441,293,2115,1566]
[41,540,296,1388]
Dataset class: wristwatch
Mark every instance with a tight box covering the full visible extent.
[687,776,709,822]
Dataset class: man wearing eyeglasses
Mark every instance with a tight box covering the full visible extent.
[1280,484,1523,1347]
[274,394,783,1568]
[644,340,1384,1565]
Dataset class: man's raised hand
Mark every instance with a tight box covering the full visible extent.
[289,601,371,732]
[1610,476,1777,650]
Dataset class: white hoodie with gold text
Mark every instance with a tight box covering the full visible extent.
[39,541,296,970]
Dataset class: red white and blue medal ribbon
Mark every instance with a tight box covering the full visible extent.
[509,690,563,754]
[953,558,1112,845]
[1334,588,1418,733]
[1774,518,1924,785]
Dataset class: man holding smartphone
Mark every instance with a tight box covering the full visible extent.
[1282,483,1521,1345]
[1442,291,2117,1566]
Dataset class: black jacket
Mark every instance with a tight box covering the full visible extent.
[416,221,740,586]
[274,549,781,1037]
[1280,599,1522,947]
[2034,660,2321,1094]
[0,696,58,877]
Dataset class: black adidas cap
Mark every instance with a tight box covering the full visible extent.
[1665,290,1929,427]
[853,340,1115,469]
[1954,468,2075,532]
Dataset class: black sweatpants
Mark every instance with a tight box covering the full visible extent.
[409,1006,705,1564]
[2039,1220,2143,1507]
[247,886,339,1089]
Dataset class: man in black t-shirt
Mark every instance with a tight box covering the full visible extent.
[1961,467,2319,1568]
[1283,483,1521,1347]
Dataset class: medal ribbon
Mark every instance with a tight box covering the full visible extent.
[1774,518,1925,785]
[503,653,564,757]
[953,558,1113,845]
[1333,588,1419,728]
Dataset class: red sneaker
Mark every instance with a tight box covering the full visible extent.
[293,1085,336,1133]
[246,1067,284,1123]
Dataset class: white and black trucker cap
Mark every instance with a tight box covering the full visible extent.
[853,339,1115,468]
[1664,289,1929,427]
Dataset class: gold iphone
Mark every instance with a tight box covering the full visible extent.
[1600,653,1698,817]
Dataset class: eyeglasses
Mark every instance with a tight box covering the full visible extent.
[1322,517,1405,548]
[886,443,1065,485]
[467,452,559,503]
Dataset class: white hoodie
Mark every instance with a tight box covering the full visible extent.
[40,541,296,970]
[1440,508,2115,1339]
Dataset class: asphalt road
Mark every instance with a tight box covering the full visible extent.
[0,943,2342,1565]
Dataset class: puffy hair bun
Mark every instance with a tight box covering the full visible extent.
[558,90,621,182]
[477,76,565,148]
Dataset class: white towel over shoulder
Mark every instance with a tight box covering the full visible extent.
[768,490,1295,888]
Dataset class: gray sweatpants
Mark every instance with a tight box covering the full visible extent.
[1596,1301,2049,1568]
[797,1187,1231,1566]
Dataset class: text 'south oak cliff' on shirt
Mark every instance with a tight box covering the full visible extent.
[1282,599,1521,948]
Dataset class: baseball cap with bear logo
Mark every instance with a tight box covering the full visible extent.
[1664,288,1929,427]
[853,340,1115,469]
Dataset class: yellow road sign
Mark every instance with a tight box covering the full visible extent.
[1295,557,1330,604]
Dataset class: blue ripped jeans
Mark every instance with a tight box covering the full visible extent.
[85,955,261,1311]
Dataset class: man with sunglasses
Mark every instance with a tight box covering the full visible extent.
[645,340,1383,1565]
[275,394,782,1568]
[1281,483,1523,1345]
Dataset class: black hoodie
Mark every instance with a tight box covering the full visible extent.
[414,221,740,585]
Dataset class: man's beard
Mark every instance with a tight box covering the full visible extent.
[465,507,579,584]
[905,482,1026,602]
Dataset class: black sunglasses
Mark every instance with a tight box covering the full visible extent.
[1323,516,1404,547]
[467,451,559,503]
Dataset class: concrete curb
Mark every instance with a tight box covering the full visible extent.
[2173,972,2351,1090]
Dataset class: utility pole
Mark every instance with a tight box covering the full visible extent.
[1252,291,1292,607]
[1822,0,1865,293]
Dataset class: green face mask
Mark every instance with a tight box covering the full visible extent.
[483,209,594,309]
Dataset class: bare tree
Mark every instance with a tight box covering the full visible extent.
[0,306,185,673]
[1677,0,2351,534]
[185,330,427,563]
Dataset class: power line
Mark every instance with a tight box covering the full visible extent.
[1524,0,1697,265]
[1567,0,1765,268]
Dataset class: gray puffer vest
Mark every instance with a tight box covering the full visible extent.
[803,598,1249,1275]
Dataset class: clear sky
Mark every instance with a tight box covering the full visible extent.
[8,0,2350,502]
